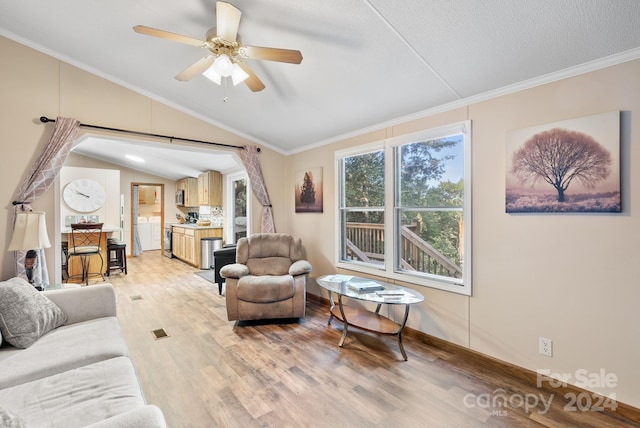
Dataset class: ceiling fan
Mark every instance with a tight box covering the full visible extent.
[133,1,303,93]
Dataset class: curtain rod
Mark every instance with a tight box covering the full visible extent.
[39,116,258,151]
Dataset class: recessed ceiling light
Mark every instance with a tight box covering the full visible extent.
[125,154,145,163]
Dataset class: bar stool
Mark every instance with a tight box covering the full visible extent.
[61,241,69,281]
[67,223,104,285]
[106,239,127,276]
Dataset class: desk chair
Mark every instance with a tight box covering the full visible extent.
[67,223,104,285]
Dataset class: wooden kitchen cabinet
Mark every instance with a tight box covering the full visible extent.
[172,226,222,267]
[138,186,158,205]
[172,227,185,260]
[184,229,196,265]
[197,170,222,206]
[176,177,198,207]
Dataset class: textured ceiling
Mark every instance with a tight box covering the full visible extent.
[2,0,640,167]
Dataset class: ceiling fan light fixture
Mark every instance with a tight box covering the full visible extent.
[231,63,249,86]
[212,54,233,76]
[202,65,222,85]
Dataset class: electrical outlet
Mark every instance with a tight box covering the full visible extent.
[539,337,553,357]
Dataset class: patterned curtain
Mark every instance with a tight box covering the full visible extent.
[12,117,81,285]
[132,186,143,256]
[239,145,275,233]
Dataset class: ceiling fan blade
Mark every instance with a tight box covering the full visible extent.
[216,1,242,42]
[175,56,216,81]
[133,25,205,48]
[240,46,303,64]
[236,62,265,92]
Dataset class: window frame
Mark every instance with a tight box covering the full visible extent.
[335,121,472,295]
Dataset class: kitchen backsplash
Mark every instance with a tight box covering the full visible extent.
[198,206,223,226]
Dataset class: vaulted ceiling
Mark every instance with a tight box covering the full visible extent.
[2,0,640,160]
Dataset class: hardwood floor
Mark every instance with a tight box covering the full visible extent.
[107,251,638,428]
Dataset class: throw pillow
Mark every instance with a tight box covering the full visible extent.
[0,277,67,348]
[0,406,27,427]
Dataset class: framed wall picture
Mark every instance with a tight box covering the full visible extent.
[505,111,620,213]
[295,167,323,213]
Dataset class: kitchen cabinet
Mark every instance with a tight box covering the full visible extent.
[172,227,185,259]
[197,170,222,206]
[176,177,198,207]
[138,187,157,205]
[174,227,196,265]
[172,226,222,267]
[172,227,189,262]
[184,232,195,265]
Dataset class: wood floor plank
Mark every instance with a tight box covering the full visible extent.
[107,251,639,427]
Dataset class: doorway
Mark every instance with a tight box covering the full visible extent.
[226,171,250,244]
[131,183,164,256]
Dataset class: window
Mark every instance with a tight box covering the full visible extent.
[336,121,471,295]
[338,146,386,268]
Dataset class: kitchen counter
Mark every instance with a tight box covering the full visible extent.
[171,224,223,267]
[61,225,121,234]
[171,223,222,230]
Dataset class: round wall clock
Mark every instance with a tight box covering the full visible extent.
[63,179,107,213]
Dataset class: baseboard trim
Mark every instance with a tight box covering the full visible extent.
[306,294,640,424]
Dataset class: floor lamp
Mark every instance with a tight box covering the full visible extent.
[8,211,51,290]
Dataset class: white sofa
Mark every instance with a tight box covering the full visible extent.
[0,278,166,428]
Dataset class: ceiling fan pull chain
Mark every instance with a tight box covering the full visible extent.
[222,76,229,103]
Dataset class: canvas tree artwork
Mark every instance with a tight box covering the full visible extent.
[295,167,323,213]
[505,111,620,213]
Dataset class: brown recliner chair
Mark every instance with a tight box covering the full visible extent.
[220,233,312,321]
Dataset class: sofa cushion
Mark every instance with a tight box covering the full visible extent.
[0,357,145,428]
[0,317,129,390]
[0,406,27,428]
[0,277,67,348]
[237,275,294,303]
[84,405,166,428]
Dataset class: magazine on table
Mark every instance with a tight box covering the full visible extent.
[375,289,411,297]
[347,280,385,292]
[322,274,353,283]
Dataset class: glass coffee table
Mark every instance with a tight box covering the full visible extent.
[317,274,424,361]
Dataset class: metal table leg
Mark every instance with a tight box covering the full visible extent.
[397,304,411,361]
[337,294,349,347]
[327,291,335,325]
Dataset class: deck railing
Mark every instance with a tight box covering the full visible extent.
[345,222,462,278]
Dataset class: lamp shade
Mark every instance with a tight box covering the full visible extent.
[203,65,222,85]
[8,211,51,251]
[212,54,233,76]
[230,63,249,86]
